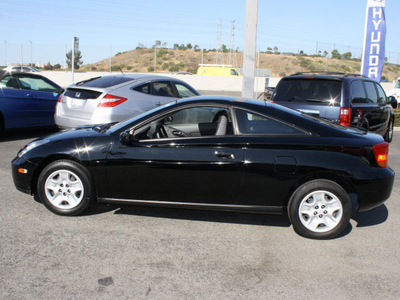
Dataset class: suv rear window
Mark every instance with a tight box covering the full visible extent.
[273,79,341,104]
[76,76,135,88]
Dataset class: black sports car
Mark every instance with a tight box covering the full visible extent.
[12,96,395,239]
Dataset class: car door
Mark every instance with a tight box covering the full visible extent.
[105,105,244,204]
[233,108,310,208]
[375,82,391,135]
[0,75,28,128]
[363,81,384,133]
[0,74,61,128]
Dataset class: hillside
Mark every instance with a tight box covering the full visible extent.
[83,48,400,81]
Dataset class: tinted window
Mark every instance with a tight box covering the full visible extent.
[133,83,150,94]
[375,83,387,105]
[273,79,341,104]
[364,81,378,103]
[174,83,197,98]
[77,76,135,88]
[152,81,175,97]
[235,109,304,134]
[351,80,367,103]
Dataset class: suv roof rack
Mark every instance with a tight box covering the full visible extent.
[291,71,367,78]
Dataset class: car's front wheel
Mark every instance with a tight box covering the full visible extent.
[288,180,352,239]
[37,160,95,216]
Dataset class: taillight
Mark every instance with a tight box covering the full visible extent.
[98,94,127,107]
[373,142,389,168]
[58,95,62,103]
[339,107,351,126]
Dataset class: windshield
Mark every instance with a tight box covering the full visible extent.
[273,79,342,105]
[395,79,400,89]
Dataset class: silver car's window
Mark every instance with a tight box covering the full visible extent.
[152,81,175,97]
[174,83,197,98]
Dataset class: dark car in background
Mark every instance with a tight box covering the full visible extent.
[12,96,394,239]
[270,72,396,142]
[0,70,63,133]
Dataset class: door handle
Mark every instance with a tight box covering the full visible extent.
[215,151,235,159]
[26,93,34,97]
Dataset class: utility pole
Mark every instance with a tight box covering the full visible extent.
[242,0,258,98]
[29,41,32,66]
[4,41,6,66]
[230,20,235,66]
[217,19,222,64]
[110,46,112,73]
[20,44,23,67]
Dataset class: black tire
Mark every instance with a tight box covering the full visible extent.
[37,160,95,216]
[385,118,394,143]
[288,180,352,239]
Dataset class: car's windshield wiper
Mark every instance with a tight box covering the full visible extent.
[305,98,334,103]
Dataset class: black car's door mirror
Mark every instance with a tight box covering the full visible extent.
[120,129,136,145]
[389,96,398,109]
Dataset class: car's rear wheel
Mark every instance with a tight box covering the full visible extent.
[37,160,95,216]
[288,180,352,239]
[385,118,394,143]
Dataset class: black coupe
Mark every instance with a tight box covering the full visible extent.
[12,96,395,239]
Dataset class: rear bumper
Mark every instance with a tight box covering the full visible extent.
[354,167,395,212]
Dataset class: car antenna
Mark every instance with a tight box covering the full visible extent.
[119,67,124,75]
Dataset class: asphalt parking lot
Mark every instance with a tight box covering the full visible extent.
[1,128,400,300]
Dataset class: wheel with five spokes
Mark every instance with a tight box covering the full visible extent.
[37,160,95,216]
[288,180,352,239]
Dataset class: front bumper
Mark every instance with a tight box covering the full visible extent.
[11,156,38,195]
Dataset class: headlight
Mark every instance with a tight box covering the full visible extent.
[18,139,50,158]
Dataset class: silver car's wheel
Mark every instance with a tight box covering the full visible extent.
[298,190,343,233]
[44,169,84,209]
[288,180,352,239]
[38,160,95,215]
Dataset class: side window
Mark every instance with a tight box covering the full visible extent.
[151,81,175,97]
[0,76,20,90]
[235,109,305,134]
[174,83,197,98]
[375,83,387,105]
[351,80,367,103]
[133,83,150,94]
[17,76,59,92]
[364,81,378,103]
[134,106,232,140]
[231,69,239,76]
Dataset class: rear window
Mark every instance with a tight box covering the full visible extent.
[273,79,342,105]
[76,76,135,88]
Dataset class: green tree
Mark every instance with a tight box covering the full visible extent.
[342,52,352,60]
[331,49,342,59]
[66,50,83,70]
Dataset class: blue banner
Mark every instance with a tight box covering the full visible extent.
[361,0,386,82]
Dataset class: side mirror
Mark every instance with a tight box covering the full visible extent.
[120,129,135,145]
[389,96,398,109]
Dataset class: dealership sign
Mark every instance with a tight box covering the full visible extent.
[361,0,386,82]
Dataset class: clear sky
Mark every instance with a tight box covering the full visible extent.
[1,0,399,66]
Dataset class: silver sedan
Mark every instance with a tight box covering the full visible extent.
[55,74,199,129]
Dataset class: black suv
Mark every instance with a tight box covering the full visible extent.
[270,72,396,142]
